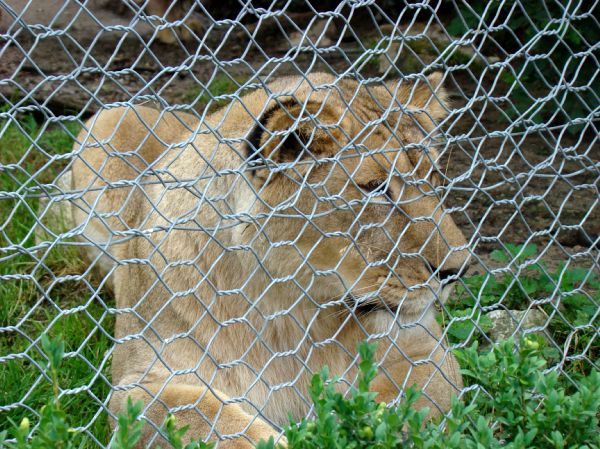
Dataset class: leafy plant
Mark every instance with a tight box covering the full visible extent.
[0,335,79,449]
[456,338,600,447]
[258,339,600,449]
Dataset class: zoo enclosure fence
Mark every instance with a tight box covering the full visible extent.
[0,0,598,448]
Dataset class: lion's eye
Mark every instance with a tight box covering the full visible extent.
[430,171,442,187]
[360,180,391,199]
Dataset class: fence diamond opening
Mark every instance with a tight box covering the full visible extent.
[0,1,598,448]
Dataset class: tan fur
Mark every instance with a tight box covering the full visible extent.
[71,73,470,447]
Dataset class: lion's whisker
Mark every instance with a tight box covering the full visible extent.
[320,286,386,319]
[357,242,392,254]
[299,283,382,319]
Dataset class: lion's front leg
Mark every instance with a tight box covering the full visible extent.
[109,382,279,449]
[371,348,462,417]
[370,314,463,418]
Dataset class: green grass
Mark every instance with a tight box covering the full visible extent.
[1,336,214,449]
[184,74,249,112]
[0,111,113,448]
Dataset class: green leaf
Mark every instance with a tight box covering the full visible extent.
[40,334,65,371]
[255,436,276,449]
[490,249,509,263]
[0,430,8,449]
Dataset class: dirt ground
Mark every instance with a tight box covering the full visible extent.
[1,1,598,273]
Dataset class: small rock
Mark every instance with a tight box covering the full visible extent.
[486,309,548,342]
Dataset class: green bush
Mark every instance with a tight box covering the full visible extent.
[257,339,599,449]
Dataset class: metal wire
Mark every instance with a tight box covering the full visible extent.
[0,0,598,447]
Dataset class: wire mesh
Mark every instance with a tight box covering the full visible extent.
[0,0,598,447]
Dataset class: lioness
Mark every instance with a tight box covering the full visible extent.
[70,73,470,447]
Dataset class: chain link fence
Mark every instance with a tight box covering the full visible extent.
[0,0,598,447]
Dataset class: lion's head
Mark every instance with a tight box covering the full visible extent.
[222,73,470,319]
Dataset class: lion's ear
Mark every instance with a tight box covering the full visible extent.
[412,72,450,134]
[245,99,345,169]
[417,72,449,123]
[386,72,450,134]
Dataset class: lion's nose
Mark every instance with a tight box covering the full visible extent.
[436,263,471,282]
[438,269,460,281]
